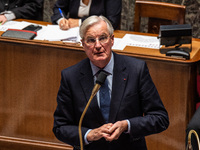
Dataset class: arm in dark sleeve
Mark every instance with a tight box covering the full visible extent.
[186,106,200,132]
[186,107,200,149]
[81,0,122,29]
[105,0,122,29]
[129,62,169,138]
[51,0,70,24]
[53,71,89,147]
[11,0,43,20]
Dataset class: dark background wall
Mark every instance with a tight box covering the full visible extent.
[43,0,200,38]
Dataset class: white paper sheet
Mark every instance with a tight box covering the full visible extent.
[0,21,33,31]
[112,38,125,50]
[35,25,80,42]
[121,34,161,49]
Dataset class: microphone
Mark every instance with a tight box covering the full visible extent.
[91,71,108,97]
[78,71,108,150]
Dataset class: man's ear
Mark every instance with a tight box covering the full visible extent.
[111,35,114,46]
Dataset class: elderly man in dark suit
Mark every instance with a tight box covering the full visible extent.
[0,0,43,25]
[53,15,169,150]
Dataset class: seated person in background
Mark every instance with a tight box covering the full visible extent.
[53,15,169,150]
[0,0,44,25]
[186,105,200,149]
[51,0,121,30]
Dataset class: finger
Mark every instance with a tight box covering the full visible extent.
[1,20,7,25]
[108,123,118,134]
[59,19,69,30]
[59,19,65,26]
[102,123,113,134]
[104,129,120,141]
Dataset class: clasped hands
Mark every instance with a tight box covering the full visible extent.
[87,120,128,142]
[59,18,79,30]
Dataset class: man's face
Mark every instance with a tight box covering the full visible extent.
[81,21,114,69]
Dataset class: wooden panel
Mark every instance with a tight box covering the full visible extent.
[144,59,197,150]
[0,136,72,150]
[0,39,86,149]
[134,0,185,33]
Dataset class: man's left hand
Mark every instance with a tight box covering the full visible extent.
[103,120,128,142]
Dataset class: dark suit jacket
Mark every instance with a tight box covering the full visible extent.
[0,0,43,21]
[53,52,169,150]
[51,0,121,29]
[186,106,200,149]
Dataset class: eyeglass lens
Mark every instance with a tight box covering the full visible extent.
[85,34,109,45]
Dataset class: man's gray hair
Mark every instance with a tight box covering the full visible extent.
[79,15,114,39]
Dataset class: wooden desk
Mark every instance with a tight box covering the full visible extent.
[0,20,200,150]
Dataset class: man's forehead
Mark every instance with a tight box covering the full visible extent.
[85,29,109,37]
[85,32,108,38]
[85,21,109,36]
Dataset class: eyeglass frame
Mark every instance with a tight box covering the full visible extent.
[83,33,113,46]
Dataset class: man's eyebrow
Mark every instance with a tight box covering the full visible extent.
[86,35,95,39]
[100,33,109,36]
[85,32,109,38]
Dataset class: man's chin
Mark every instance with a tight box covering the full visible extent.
[94,56,106,61]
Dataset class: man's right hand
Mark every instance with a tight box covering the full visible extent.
[87,123,113,142]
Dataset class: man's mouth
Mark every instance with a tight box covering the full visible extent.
[95,52,103,55]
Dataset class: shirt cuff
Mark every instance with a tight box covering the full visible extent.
[1,11,16,21]
[125,119,131,134]
[79,19,81,26]
[84,129,92,145]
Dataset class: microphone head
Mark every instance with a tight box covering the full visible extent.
[96,71,108,85]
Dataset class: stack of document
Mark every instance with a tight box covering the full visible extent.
[0,21,81,43]
[0,21,34,31]
[35,25,80,42]
[112,34,160,50]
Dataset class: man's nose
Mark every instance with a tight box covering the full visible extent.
[94,39,102,48]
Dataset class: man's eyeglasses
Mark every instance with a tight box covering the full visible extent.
[84,35,110,46]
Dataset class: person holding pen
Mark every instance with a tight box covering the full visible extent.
[0,0,43,25]
[51,0,122,30]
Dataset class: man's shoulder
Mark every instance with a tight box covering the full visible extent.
[114,52,145,65]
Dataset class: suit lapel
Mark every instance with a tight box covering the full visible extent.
[109,54,128,123]
[78,54,128,124]
[79,59,105,123]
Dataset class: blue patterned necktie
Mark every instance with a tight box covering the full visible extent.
[99,77,110,123]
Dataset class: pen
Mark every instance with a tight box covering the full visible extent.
[59,8,65,18]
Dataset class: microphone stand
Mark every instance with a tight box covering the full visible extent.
[187,129,200,150]
[78,71,107,150]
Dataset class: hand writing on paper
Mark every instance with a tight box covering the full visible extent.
[0,15,7,25]
[59,18,79,30]
[59,18,69,30]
